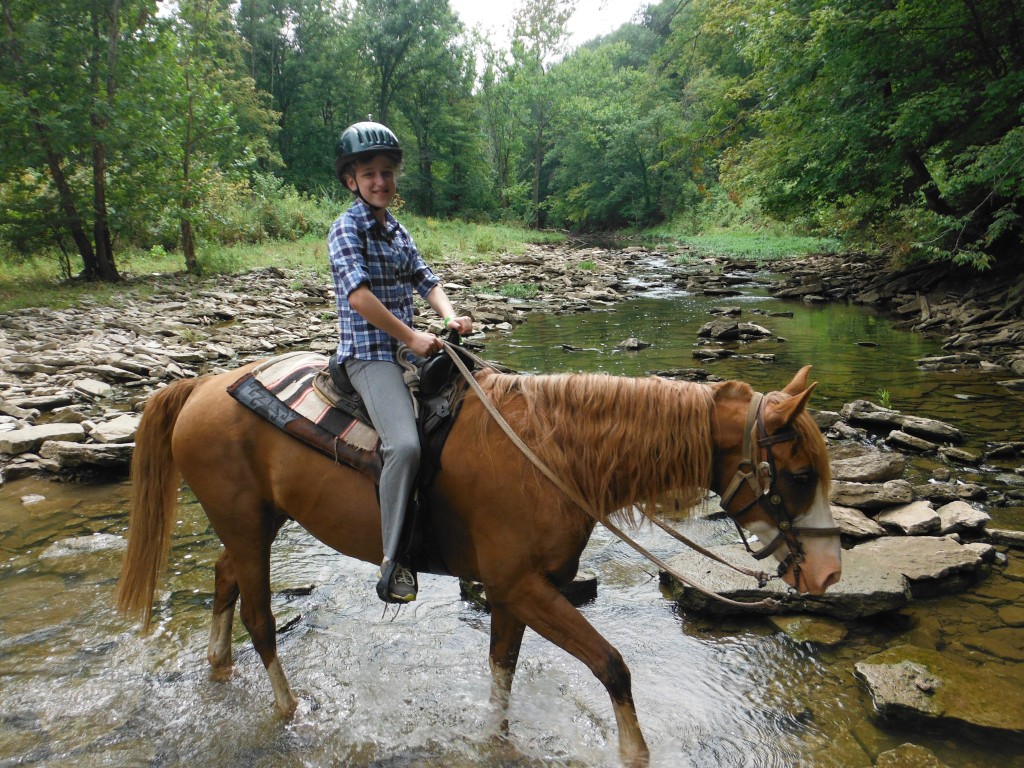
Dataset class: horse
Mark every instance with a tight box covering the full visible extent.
[116,361,841,768]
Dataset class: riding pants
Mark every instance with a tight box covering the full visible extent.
[344,358,419,564]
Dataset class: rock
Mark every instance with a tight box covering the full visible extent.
[660,542,911,619]
[832,504,887,540]
[765,614,848,645]
[899,415,963,444]
[851,536,994,598]
[841,400,904,430]
[73,378,114,399]
[988,528,1024,549]
[855,644,1024,738]
[40,533,127,558]
[876,501,940,536]
[875,743,952,768]
[936,500,990,535]
[830,479,914,510]
[811,410,841,430]
[38,440,133,470]
[937,446,980,465]
[913,481,987,504]
[831,450,906,482]
[886,430,938,453]
[89,413,141,444]
[0,423,87,455]
[616,337,650,351]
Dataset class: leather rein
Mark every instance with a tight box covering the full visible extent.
[440,342,833,610]
[717,391,840,591]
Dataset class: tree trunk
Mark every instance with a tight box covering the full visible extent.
[88,0,121,282]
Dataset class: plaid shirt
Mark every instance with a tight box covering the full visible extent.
[328,199,440,362]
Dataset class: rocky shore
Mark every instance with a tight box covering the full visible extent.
[3,244,1024,751]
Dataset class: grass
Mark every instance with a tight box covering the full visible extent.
[647,230,839,263]
[0,217,565,313]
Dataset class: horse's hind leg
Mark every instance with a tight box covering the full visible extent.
[208,550,239,675]
[488,604,526,736]
[496,574,649,768]
[213,512,297,717]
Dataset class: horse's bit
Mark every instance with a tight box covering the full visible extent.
[718,392,840,587]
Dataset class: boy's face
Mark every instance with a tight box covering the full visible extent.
[346,154,398,209]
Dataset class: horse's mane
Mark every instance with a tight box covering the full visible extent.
[473,371,716,525]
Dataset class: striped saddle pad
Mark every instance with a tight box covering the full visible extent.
[227,351,383,482]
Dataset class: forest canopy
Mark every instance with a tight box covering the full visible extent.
[1,0,1021,279]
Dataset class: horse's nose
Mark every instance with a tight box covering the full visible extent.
[820,567,841,592]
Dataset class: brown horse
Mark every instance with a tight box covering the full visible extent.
[116,362,841,768]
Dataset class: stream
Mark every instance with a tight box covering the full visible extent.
[1,257,1022,767]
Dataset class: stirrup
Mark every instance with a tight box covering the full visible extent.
[377,559,418,604]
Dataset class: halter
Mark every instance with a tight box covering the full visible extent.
[718,392,840,588]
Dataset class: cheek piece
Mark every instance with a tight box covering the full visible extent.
[717,392,840,587]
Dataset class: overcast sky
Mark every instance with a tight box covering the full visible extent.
[448,0,649,50]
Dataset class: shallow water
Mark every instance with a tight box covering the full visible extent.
[1,258,1023,767]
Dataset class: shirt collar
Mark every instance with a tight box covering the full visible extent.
[350,198,399,237]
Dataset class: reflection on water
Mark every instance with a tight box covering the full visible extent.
[1,264,1023,767]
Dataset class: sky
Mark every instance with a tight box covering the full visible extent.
[448,0,649,50]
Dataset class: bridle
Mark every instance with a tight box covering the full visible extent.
[718,392,840,588]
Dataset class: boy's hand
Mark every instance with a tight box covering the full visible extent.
[446,315,473,335]
[407,330,443,358]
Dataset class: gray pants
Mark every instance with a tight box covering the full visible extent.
[344,358,419,563]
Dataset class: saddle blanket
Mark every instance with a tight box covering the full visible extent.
[227,351,383,482]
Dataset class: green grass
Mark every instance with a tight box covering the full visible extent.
[0,218,565,313]
[497,282,539,299]
[645,228,839,263]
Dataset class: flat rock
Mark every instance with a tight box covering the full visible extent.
[89,413,142,444]
[875,743,952,768]
[886,430,938,453]
[40,533,127,558]
[765,614,848,645]
[831,450,906,482]
[876,501,941,535]
[851,536,994,597]
[832,504,887,540]
[0,423,87,455]
[936,500,990,535]
[73,378,114,399]
[855,644,1024,738]
[660,542,910,619]
[831,479,914,510]
[38,440,133,470]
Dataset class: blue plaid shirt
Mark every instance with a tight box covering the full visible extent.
[328,199,440,362]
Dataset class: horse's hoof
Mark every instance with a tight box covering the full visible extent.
[209,663,233,682]
[275,694,299,720]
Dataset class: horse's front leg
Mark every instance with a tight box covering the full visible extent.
[207,550,239,677]
[488,604,526,736]
[497,574,649,768]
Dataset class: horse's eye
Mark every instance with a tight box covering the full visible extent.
[790,471,813,485]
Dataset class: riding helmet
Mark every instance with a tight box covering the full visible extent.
[335,121,403,167]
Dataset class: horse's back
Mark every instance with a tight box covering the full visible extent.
[171,364,386,566]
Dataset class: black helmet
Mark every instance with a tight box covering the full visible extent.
[335,121,403,166]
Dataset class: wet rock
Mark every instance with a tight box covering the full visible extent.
[852,536,994,598]
[875,743,951,768]
[937,446,980,465]
[936,500,990,535]
[855,644,1024,738]
[73,378,115,399]
[913,481,987,504]
[886,430,938,453]
[830,479,914,510]
[900,415,963,444]
[766,614,848,645]
[38,440,133,471]
[89,413,141,444]
[876,501,941,536]
[831,450,906,482]
[616,337,650,351]
[841,400,904,431]
[660,542,911,619]
[989,528,1024,549]
[0,423,87,455]
[832,504,887,540]
[40,533,127,558]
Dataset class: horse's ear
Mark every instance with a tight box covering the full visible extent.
[772,381,817,428]
[782,365,813,396]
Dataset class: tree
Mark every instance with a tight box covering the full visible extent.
[0,0,154,280]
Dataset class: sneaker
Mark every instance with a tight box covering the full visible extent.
[377,559,417,603]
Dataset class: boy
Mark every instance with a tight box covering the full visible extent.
[328,121,472,603]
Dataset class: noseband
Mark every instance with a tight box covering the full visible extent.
[719,392,840,586]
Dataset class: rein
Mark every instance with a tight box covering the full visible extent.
[440,342,787,611]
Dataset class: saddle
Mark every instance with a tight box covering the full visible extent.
[226,341,479,575]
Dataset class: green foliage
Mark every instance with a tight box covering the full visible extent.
[498,283,540,299]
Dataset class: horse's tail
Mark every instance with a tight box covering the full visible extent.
[115,377,202,632]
